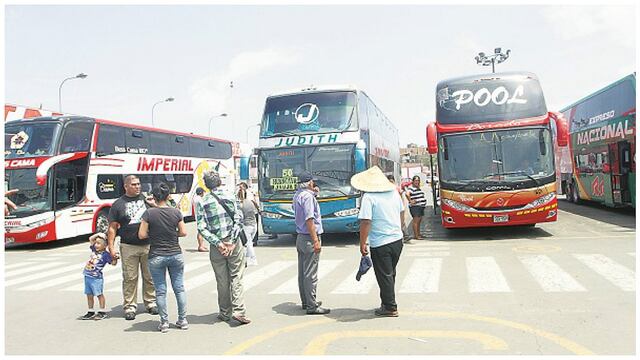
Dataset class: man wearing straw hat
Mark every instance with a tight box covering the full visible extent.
[351,166,405,317]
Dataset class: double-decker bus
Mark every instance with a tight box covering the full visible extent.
[251,85,400,235]
[4,104,239,245]
[560,74,635,208]
[426,72,568,228]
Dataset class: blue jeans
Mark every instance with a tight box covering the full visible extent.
[148,253,187,323]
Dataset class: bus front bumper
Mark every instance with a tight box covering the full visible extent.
[440,200,558,228]
[261,215,360,234]
[5,217,57,245]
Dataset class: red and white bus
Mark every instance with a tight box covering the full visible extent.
[426,72,568,228]
[4,104,240,245]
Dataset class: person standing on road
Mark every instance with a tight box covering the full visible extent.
[138,182,189,333]
[352,166,405,317]
[196,170,251,325]
[107,174,157,320]
[237,185,259,266]
[193,187,209,252]
[405,175,427,240]
[239,182,260,247]
[293,171,330,315]
[81,232,117,320]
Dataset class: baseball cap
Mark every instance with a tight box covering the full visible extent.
[297,171,315,183]
[355,255,373,281]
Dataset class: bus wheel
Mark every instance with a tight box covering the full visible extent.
[95,209,110,234]
[571,184,581,204]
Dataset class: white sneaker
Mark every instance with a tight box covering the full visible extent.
[158,322,169,333]
[247,257,258,266]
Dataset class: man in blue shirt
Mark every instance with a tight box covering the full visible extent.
[352,166,405,317]
[293,171,330,315]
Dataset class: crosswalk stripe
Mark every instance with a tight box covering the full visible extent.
[628,252,635,257]
[4,262,36,270]
[518,255,586,292]
[106,261,211,292]
[331,268,378,294]
[181,262,216,291]
[399,258,442,293]
[573,254,635,291]
[269,260,343,294]
[406,251,450,257]
[5,262,84,287]
[5,262,66,278]
[243,260,297,291]
[466,257,511,292]
[62,265,121,291]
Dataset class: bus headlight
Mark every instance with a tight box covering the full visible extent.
[524,192,556,209]
[261,212,283,219]
[9,215,55,232]
[441,198,475,212]
[334,208,359,217]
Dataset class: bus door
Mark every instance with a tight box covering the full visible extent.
[618,141,632,204]
[53,157,89,238]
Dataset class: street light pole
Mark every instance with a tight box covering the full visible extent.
[475,48,511,73]
[246,123,261,143]
[58,73,88,112]
[209,113,228,137]
[151,97,174,127]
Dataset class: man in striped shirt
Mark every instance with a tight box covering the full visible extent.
[196,170,251,325]
[405,175,427,240]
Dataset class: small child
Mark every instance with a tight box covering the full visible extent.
[81,232,117,320]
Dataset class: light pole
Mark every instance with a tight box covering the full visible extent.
[209,113,228,136]
[475,48,511,73]
[246,123,261,143]
[58,73,88,112]
[151,97,174,127]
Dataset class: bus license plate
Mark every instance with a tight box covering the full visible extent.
[493,215,509,223]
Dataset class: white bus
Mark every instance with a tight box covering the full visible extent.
[4,105,239,245]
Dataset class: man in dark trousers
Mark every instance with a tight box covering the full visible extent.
[351,166,405,317]
[293,171,330,315]
[107,175,157,320]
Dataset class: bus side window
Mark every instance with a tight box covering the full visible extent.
[97,125,126,155]
[126,129,150,154]
[150,132,171,155]
[172,136,190,157]
[60,122,94,153]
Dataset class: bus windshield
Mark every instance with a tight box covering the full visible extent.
[436,77,547,124]
[259,144,356,200]
[5,168,52,216]
[438,128,554,187]
[261,91,358,137]
[4,122,61,159]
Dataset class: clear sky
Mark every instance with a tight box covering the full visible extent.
[4,4,636,147]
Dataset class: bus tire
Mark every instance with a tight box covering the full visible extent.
[95,209,110,234]
[571,183,581,204]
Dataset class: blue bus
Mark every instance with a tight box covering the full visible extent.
[248,85,400,235]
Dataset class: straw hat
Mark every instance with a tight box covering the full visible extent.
[350,166,396,193]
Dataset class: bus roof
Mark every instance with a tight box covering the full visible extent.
[559,73,636,113]
[436,71,539,90]
[5,115,234,144]
[267,84,360,98]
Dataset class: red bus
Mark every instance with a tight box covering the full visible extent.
[5,104,239,246]
[426,72,568,228]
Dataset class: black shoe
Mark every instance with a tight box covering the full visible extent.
[93,312,108,320]
[80,311,96,320]
[306,307,330,315]
[124,312,136,320]
[302,301,322,310]
[148,306,159,315]
[374,307,399,317]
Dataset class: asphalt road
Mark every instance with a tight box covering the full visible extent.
[4,198,636,355]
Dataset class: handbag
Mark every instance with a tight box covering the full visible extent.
[210,192,248,246]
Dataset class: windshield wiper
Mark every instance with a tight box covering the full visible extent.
[484,171,540,187]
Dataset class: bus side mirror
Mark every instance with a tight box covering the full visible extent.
[550,112,568,147]
[355,141,366,172]
[239,155,250,180]
[426,122,438,154]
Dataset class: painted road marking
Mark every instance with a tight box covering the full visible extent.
[518,255,586,292]
[5,262,84,287]
[331,268,378,294]
[17,263,117,291]
[243,260,297,291]
[406,251,451,257]
[105,260,211,292]
[466,257,510,292]
[399,258,442,293]
[174,261,213,291]
[628,252,635,257]
[303,330,508,354]
[573,254,635,291]
[270,260,342,294]
[62,265,121,291]
[4,262,36,270]
[512,245,562,253]
[5,262,65,278]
